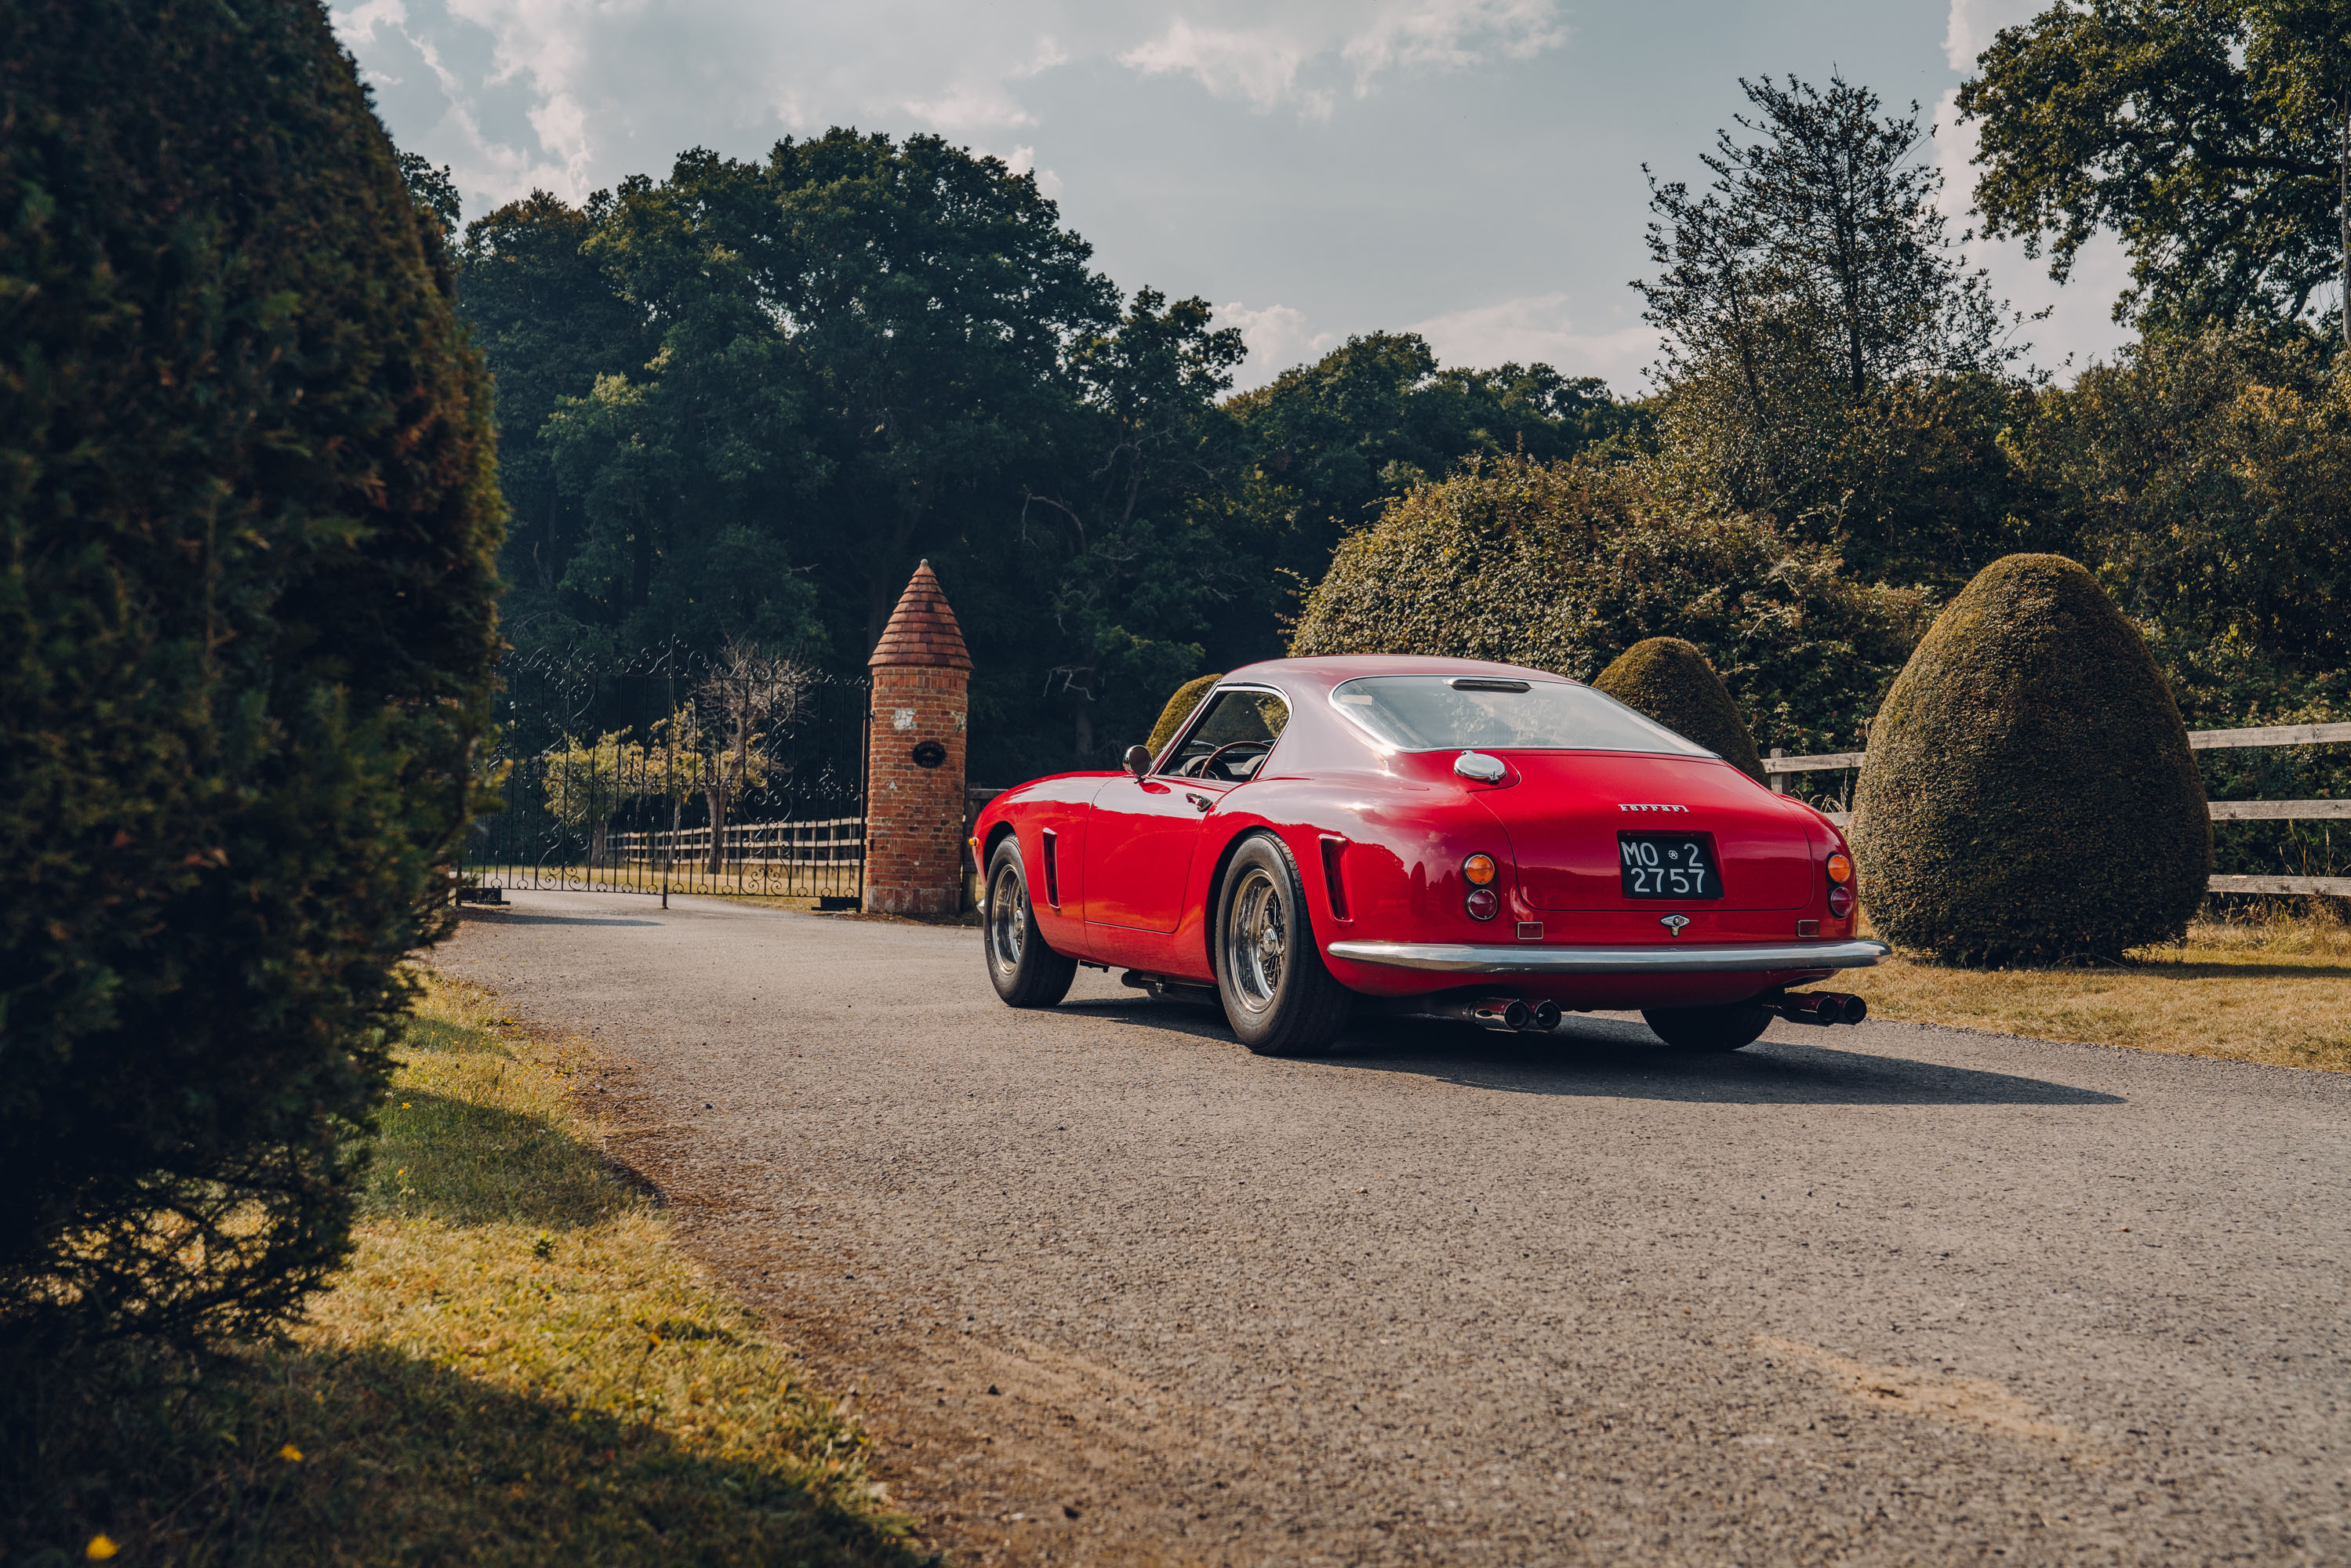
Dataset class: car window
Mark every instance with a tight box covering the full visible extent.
[1329,674,1713,757]
[1163,689,1290,780]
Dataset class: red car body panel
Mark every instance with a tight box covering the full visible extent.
[972,655,1866,1012]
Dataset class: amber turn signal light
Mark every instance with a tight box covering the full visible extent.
[1463,853,1499,886]
[1826,851,1853,884]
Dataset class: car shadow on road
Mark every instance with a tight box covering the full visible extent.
[1058,997,2124,1107]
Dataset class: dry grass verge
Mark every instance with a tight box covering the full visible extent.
[1854,909,2351,1072]
[5,977,928,1566]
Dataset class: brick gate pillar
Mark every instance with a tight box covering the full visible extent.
[863,561,972,915]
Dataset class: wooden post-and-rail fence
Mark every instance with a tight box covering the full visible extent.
[1766,721,2351,899]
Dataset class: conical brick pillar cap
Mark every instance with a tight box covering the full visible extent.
[868,559,972,670]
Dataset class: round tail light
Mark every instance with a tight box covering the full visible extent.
[1826,884,1855,918]
[1465,887,1500,921]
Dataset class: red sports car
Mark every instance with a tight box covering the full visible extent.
[970,655,1887,1056]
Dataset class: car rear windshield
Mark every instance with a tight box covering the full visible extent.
[1329,675,1715,757]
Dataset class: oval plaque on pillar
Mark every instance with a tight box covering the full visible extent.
[910,739,947,769]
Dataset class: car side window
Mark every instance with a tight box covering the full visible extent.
[1163,690,1290,782]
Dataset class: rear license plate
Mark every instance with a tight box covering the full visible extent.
[1619,832,1721,899]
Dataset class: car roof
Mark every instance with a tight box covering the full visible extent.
[1219,655,1579,697]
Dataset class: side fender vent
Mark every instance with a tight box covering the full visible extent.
[1319,835,1350,921]
[1041,828,1060,907]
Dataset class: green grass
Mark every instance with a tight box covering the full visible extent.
[4,978,930,1567]
[1855,909,2351,1072]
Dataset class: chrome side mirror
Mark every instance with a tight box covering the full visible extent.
[1123,745,1153,778]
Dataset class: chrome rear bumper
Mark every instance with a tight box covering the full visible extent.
[1323,938,1890,975]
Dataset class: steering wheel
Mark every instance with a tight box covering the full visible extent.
[1180,740,1272,781]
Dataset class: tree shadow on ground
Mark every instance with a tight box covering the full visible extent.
[1057,996,2124,1107]
[364,1091,655,1228]
[4,1341,926,1568]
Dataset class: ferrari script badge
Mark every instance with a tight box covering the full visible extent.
[1659,914,1691,938]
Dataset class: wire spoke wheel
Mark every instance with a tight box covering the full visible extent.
[981,839,1075,1007]
[1212,834,1349,1056]
[987,861,1027,973]
[1223,866,1287,1013]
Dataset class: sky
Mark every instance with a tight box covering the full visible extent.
[334,0,2134,393]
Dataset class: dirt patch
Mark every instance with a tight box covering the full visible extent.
[1756,1336,2107,1460]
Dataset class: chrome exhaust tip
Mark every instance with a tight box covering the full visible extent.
[1528,1000,1562,1033]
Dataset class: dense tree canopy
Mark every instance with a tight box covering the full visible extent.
[1959,0,2351,341]
[452,143,1636,777]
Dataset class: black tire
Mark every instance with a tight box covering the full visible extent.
[983,838,1077,1007]
[1641,1000,1774,1052]
[1212,833,1353,1056]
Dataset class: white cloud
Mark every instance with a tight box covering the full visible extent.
[1942,0,2041,71]
[1405,293,1657,390]
[1930,85,2133,377]
[333,2,1571,217]
[1341,0,1564,89]
[1219,302,1340,387]
[1001,144,1065,200]
[1121,0,1563,115]
[1120,21,1327,116]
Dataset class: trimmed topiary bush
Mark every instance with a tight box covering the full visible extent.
[1289,454,1928,754]
[1593,637,1766,783]
[1,0,503,1349]
[1147,673,1223,753]
[1851,555,2209,964]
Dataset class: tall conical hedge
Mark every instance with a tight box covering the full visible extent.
[1592,637,1766,784]
[1147,673,1223,754]
[1851,555,2208,964]
[1,0,503,1348]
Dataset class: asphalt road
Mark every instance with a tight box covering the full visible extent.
[440,891,2349,1566]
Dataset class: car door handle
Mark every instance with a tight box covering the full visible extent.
[1185,793,1215,813]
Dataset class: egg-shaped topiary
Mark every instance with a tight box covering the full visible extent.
[1147,673,1223,754]
[1851,554,2210,964]
[1592,637,1766,784]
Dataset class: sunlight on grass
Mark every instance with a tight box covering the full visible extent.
[1855,909,2351,1072]
[10,976,929,1566]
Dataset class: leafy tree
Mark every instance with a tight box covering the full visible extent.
[397,151,460,237]
[1226,332,1634,614]
[1638,74,2028,583]
[1959,0,2351,342]
[458,192,651,651]
[1289,455,1930,753]
[1023,289,1248,756]
[2005,325,2351,714]
[2,0,502,1348]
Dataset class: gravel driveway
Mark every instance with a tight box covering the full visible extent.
[440,891,2349,1566]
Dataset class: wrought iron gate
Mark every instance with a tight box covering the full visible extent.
[460,645,869,902]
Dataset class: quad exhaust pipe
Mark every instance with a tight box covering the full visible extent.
[1774,990,1868,1026]
[1428,995,1562,1033]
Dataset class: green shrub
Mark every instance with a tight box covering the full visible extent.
[0,0,503,1350]
[1593,638,1766,783]
[1147,673,1223,753]
[1290,454,1929,753]
[1851,555,2209,964]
